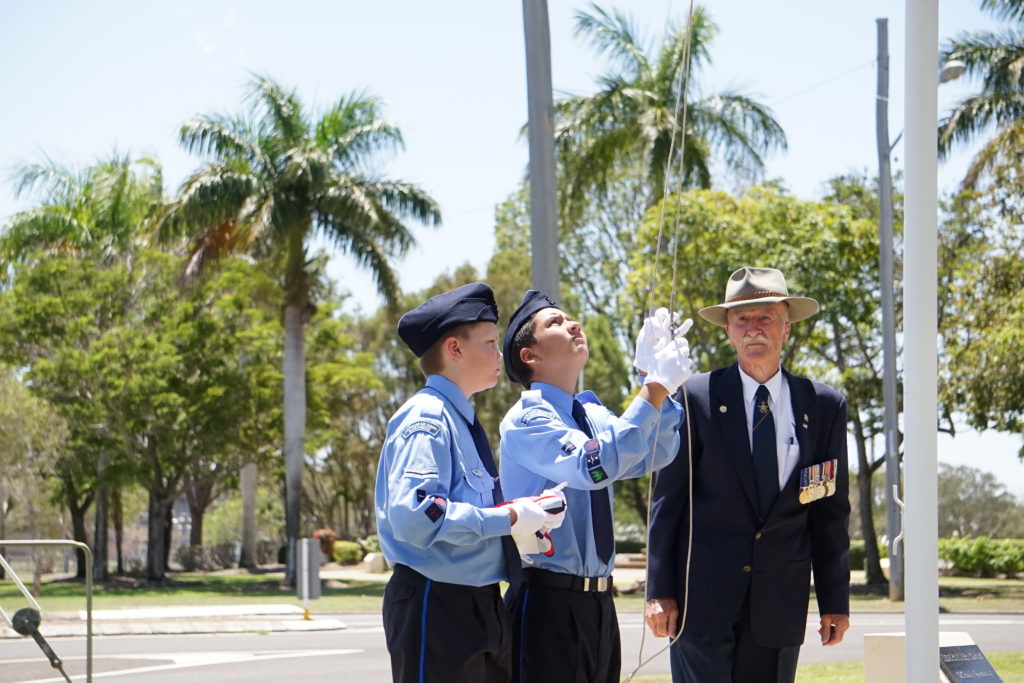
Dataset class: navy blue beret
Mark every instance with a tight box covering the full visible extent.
[503,289,559,384]
[397,282,499,357]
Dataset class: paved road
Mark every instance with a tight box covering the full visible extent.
[1,612,1022,682]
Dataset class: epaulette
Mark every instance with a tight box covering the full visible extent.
[520,388,544,408]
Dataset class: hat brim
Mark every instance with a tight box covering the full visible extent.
[698,296,819,327]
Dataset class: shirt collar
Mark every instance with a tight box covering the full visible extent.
[530,381,575,414]
[426,374,474,423]
[738,365,784,408]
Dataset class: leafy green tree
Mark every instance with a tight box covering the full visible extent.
[938,464,1024,537]
[939,155,1024,452]
[627,183,891,587]
[938,0,1024,188]
[554,3,785,224]
[157,76,440,579]
[2,152,164,579]
[0,368,68,579]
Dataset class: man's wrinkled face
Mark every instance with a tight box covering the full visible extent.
[725,303,790,367]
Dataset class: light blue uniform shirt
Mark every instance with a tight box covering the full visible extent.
[499,382,682,578]
[375,374,512,585]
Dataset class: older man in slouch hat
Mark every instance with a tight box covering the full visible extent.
[645,267,851,683]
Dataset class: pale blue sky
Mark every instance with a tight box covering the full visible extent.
[1,1,1020,492]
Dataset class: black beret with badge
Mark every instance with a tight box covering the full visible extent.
[397,282,499,357]
[503,289,559,384]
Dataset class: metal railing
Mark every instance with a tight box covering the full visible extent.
[0,540,93,681]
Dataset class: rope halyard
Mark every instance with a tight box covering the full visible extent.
[624,1,697,680]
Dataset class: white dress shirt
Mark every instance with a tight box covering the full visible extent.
[739,366,800,490]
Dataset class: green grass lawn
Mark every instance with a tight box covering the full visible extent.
[624,652,1024,682]
[2,569,1022,616]
[0,571,385,613]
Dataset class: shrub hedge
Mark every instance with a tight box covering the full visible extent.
[939,537,1024,577]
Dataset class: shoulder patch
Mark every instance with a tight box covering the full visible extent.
[424,496,447,522]
[520,407,554,426]
[402,419,442,439]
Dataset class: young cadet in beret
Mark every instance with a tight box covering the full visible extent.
[375,282,564,683]
[498,290,692,683]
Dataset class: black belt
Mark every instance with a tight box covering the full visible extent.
[392,564,501,594]
[524,568,613,593]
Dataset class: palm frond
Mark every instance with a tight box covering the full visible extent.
[9,158,82,203]
[981,0,1024,23]
[248,76,306,147]
[573,3,650,79]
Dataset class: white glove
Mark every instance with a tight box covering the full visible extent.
[509,496,547,535]
[512,529,555,561]
[643,336,692,393]
[533,483,568,530]
[634,307,673,373]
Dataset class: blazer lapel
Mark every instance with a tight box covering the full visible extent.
[784,369,818,485]
[712,364,759,513]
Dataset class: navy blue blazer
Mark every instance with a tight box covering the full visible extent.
[647,363,850,648]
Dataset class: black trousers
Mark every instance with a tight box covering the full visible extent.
[668,590,800,683]
[509,570,621,683]
[383,564,512,683]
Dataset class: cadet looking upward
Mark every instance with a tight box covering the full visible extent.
[499,289,692,683]
[375,282,555,683]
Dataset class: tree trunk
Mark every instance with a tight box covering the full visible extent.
[93,452,110,582]
[69,502,90,580]
[184,475,216,547]
[852,411,887,587]
[112,487,124,575]
[145,491,173,582]
[283,233,309,584]
[0,480,8,580]
[239,462,258,569]
[164,504,173,571]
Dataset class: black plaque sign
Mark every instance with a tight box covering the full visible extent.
[939,645,1002,682]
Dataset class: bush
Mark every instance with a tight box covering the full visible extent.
[848,540,865,571]
[360,534,381,554]
[312,528,337,557]
[615,539,646,555]
[939,536,1024,577]
[332,540,364,565]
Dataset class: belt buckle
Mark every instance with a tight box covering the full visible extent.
[583,576,609,592]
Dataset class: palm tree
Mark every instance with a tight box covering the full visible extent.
[3,153,162,267]
[157,76,440,580]
[939,0,1024,188]
[554,3,786,223]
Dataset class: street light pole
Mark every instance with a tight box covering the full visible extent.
[522,0,560,298]
[875,17,903,603]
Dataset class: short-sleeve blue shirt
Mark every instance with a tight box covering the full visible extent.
[499,382,682,577]
[375,374,511,585]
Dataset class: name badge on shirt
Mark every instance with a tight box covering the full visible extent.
[799,459,837,504]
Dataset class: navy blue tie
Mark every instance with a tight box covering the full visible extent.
[468,417,523,598]
[571,399,614,564]
[752,385,779,519]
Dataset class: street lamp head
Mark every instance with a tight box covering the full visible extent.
[939,59,966,84]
